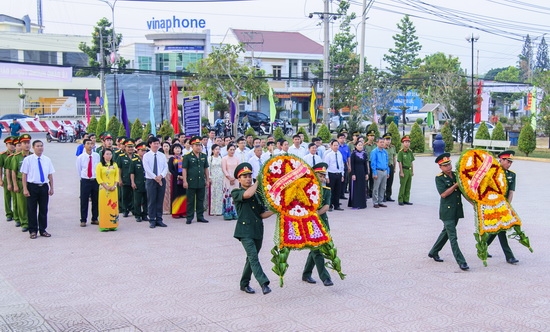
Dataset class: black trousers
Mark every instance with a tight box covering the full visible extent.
[341,165,349,197]
[80,179,98,223]
[146,178,165,222]
[133,190,148,218]
[328,172,342,209]
[27,183,49,233]
[121,184,133,213]
[385,164,395,199]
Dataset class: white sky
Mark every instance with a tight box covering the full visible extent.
[2,0,549,75]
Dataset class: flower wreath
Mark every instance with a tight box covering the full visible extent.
[456,149,532,265]
[258,154,345,285]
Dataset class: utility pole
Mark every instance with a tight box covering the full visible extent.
[242,31,263,111]
[99,30,105,115]
[359,0,367,75]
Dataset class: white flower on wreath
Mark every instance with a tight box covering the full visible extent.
[290,158,301,169]
[307,184,319,204]
[270,193,281,206]
[270,160,283,174]
[289,204,307,217]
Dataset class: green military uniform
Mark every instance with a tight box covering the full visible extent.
[129,155,148,221]
[118,151,136,215]
[429,157,467,266]
[182,148,209,223]
[384,140,396,201]
[232,185,270,289]
[0,146,15,221]
[10,151,30,229]
[5,151,19,224]
[302,185,332,282]
[397,137,415,205]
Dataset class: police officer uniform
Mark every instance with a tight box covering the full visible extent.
[10,134,32,231]
[130,143,148,222]
[397,135,415,205]
[182,136,210,224]
[0,136,15,221]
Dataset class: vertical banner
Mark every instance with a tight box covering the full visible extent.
[474,80,483,124]
[183,95,201,137]
[531,88,537,130]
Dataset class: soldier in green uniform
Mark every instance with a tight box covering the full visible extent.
[118,139,136,217]
[486,150,519,264]
[182,136,210,224]
[364,130,376,198]
[10,134,32,232]
[428,153,469,271]
[130,142,148,222]
[302,162,334,287]
[397,135,415,206]
[96,133,114,155]
[0,136,16,221]
[231,162,275,295]
[5,137,22,226]
[383,132,396,202]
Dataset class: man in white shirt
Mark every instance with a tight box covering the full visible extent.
[75,138,100,227]
[324,139,345,211]
[288,135,306,158]
[313,137,326,159]
[143,136,169,228]
[298,133,309,150]
[21,139,55,239]
[303,143,320,167]
[206,129,216,151]
[234,137,250,162]
[261,141,276,162]
[248,145,264,180]
[220,136,232,157]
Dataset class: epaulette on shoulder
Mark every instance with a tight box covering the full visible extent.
[323,185,331,190]
[437,172,444,177]
[0,151,7,155]
[131,157,139,161]
[508,170,515,174]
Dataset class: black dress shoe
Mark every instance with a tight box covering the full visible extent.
[142,216,150,221]
[428,253,444,262]
[261,283,271,295]
[21,227,29,232]
[404,202,413,205]
[240,285,255,294]
[7,217,13,222]
[197,219,209,223]
[91,220,99,225]
[507,257,519,264]
[323,278,334,286]
[302,276,317,284]
[386,198,395,202]
[487,253,492,258]
[186,220,192,224]
[373,204,379,208]
[15,222,21,227]
[398,202,404,206]
[149,222,156,229]
[123,212,129,218]
[459,263,470,271]
[328,207,333,212]
[378,204,387,208]
[334,207,344,211]
[156,221,167,227]
[339,196,347,200]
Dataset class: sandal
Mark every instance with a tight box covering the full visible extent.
[40,231,51,237]
[30,233,37,239]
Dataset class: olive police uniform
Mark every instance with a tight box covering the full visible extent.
[0,136,15,221]
[231,163,270,290]
[397,135,415,205]
[130,143,148,222]
[182,136,209,223]
[486,150,518,263]
[5,141,19,224]
[302,163,332,285]
[384,133,396,201]
[10,134,32,230]
[118,139,136,216]
[428,153,467,267]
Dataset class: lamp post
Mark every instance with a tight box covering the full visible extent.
[466,33,479,148]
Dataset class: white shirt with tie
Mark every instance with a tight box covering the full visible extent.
[143,150,168,179]
[248,155,263,179]
[75,151,100,179]
[303,153,320,167]
[324,149,344,175]
[21,154,55,184]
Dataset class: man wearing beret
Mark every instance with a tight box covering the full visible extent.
[486,150,519,264]
[10,134,32,232]
[182,136,210,224]
[428,153,469,271]
[397,135,414,206]
[302,162,334,287]
[0,137,16,222]
[231,162,274,295]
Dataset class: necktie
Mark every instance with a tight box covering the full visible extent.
[87,155,92,178]
[335,152,340,170]
[259,157,262,167]
[153,153,158,176]
[38,157,45,183]
[313,155,316,165]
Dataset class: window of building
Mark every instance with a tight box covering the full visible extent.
[0,49,18,62]
[155,52,203,76]
[302,62,311,81]
[138,56,152,70]
[272,65,282,80]
[24,50,57,65]
[63,52,88,67]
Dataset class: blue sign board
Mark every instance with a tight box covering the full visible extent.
[165,45,205,51]
[391,90,423,112]
[183,95,201,136]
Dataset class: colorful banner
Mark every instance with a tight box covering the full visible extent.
[84,89,91,124]
[120,90,130,137]
[170,81,180,133]
[309,86,316,123]
[268,87,276,123]
[0,63,72,82]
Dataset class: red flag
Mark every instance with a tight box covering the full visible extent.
[85,89,91,123]
[170,81,180,133]
[474,80,483,123]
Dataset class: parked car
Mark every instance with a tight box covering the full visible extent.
[0,113,35,122]
[329,114,372,133]
[238,111,271,132]
[453,122,495,143]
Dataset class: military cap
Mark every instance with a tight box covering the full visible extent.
[116,136,127,143]
[498,150,515,160]
[12,137,20,145]
[340,128,348,134]
[190,136,202,145]
[435,153,452,166]
[383,132,392,139]
[135,142,148,151]
[3,136,14,144]
[19,134,32,142]
[102,132,113,140]
[234,162,253,178]
[401,135,411,142]
[313,162,328,173]
[124,139,135,146]
[367,130,375,136]
[352,131,360,136]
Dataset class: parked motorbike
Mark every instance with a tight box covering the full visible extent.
[46,128,74,143]
[273,119,293,136]
[258,121,273,135]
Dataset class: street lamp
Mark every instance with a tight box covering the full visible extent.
[99,0,118,117]
[466,33,479,148]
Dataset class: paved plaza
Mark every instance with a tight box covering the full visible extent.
[1,135,549,331]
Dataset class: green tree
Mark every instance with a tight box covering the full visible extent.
[244,126,256,138]
[518,34,533,82]
[273,126,285,141]
[475,122,491,140]
[141,121,152,142]
[96,114,107,138]
[518,123,536,156]
[535,36,550,72]
[387,122,401,151]
[77,17,130,77]
[187,43,269,134]
[537,110,550,148]
[130,118,143,140]
[448,81,474,150]
[383,15,422,79]
[118,121,129,138]
[87,115,98,137]
[441,122,454,152]
[409,122,424,153]
[316,124,331,143]
[367,123,381,140]
[107,116,120,136]
[297,126,310,142]
[158,120,175,139]
[492,66,525,107]
[491,122,506,141]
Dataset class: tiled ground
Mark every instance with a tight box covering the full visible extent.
[1,136,549,331]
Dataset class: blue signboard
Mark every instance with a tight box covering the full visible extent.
[165,45,204,51]
[183,95,201,136]
[391,90,423,112]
